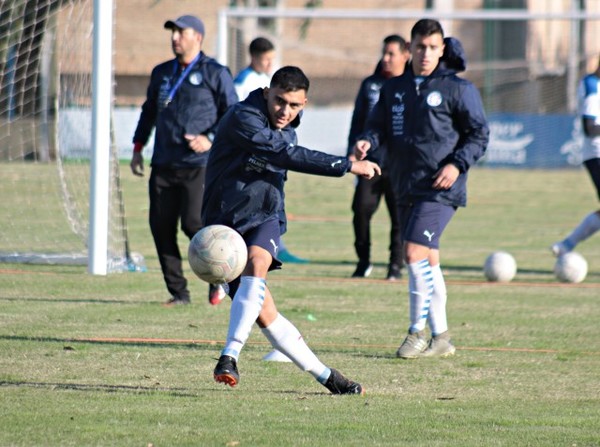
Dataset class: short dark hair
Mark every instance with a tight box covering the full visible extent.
[383,34,408,52]
[411,19,444,40]
[249,37,275,56]
[270,66,310,92]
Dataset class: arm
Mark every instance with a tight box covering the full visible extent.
[229,107,380,179]
[130,67,160,176]
[583,117,600,137]
[444,82,489,173]
[347,79,369,157]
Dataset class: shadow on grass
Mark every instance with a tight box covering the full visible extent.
[0,296,164,305]
[307,259,557,276]
[0,334,217,351]
[0,380,198,397]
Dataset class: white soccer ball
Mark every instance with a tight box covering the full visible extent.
[188,225,248,284]
[554,252,588,283]
[483,251,517,282]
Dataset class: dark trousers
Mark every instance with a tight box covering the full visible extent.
[351,172,405,267]
[149,166,206,299]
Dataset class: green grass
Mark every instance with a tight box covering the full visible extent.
[1,167,600,446]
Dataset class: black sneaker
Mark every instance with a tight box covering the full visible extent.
[162,296,190,307]
[214,355,239,387]
[351,260,373,278]
[323,368,365,395]
[386,263,402,281]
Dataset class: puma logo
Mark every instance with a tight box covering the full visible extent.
[331,160,342,168]
[394,92,404,102]
[423,230,435,242]
[270,239,279,253]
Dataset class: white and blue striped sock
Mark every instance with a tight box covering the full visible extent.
[261,313,330,384]
[221,276,266,360]
[428,264,448,336]
[407,258,434,334]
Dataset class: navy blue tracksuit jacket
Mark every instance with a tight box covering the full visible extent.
[202,88,352,235]
[362,38,489,207]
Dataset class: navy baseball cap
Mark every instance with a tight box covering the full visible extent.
[164,15,205,35]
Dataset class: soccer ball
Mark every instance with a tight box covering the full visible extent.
[483,251,517,282]
[188,225,247,284]
[554,252,587,283]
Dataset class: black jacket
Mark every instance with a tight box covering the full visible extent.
[202,88,352,235]
[133,52,238,168]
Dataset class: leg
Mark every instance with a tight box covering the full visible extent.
[149,168,189,303]
[258,286,364,394]
[552,159,600,256]
[179,167,205,239]
[383,174,405,279]
[351,176,382,277]
[397,202,455,359]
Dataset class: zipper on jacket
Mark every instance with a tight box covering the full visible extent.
[414,76,425,96]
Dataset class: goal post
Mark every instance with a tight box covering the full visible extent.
[0,0,144,274]
[89,0,113,275]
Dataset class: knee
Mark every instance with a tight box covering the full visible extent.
[404,243,430,264]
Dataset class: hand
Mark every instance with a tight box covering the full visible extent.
[353,140,371,161]
[350,160,381,179]
[185,134,212,153]
[432,164,460,190]
[130,152,144,177]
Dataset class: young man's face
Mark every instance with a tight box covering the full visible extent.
[410,32,445,76]
[263,87,307,129]
[251,50,275,75]
[381,42,409,77]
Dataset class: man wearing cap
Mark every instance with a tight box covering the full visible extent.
[131,15,238,306]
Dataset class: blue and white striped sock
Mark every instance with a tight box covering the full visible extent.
[428,264,448,336]
[407,258,434,333]
[221,276,266,360]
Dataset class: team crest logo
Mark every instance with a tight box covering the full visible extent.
[426,91,442,107]
[188,71,202,85]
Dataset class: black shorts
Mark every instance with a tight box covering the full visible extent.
[243,219,283,271]
[403,201,456,249]
[584,158,600,201]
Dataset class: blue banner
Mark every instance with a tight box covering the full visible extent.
[480,113,584,169]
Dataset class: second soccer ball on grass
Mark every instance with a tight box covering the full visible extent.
[483,251,517,283]
[554,252,588,283]
[188,225,248,284]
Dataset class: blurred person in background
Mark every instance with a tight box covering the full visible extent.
[551,55,600,257]
[347,34,410,280]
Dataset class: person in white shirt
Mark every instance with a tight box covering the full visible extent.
[234,37,276,101]
[551,55,600,257]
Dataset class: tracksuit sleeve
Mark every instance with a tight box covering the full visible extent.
[447,83,489,172]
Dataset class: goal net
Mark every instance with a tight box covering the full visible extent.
[0,0,143,272]
[219,4,600,168]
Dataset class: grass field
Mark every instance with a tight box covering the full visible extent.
[1,167,599,446]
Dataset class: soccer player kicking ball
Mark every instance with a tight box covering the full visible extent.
[202,66,379,394]
[354,19,489,359]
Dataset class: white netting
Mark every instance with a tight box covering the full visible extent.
[0,0,143,272]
